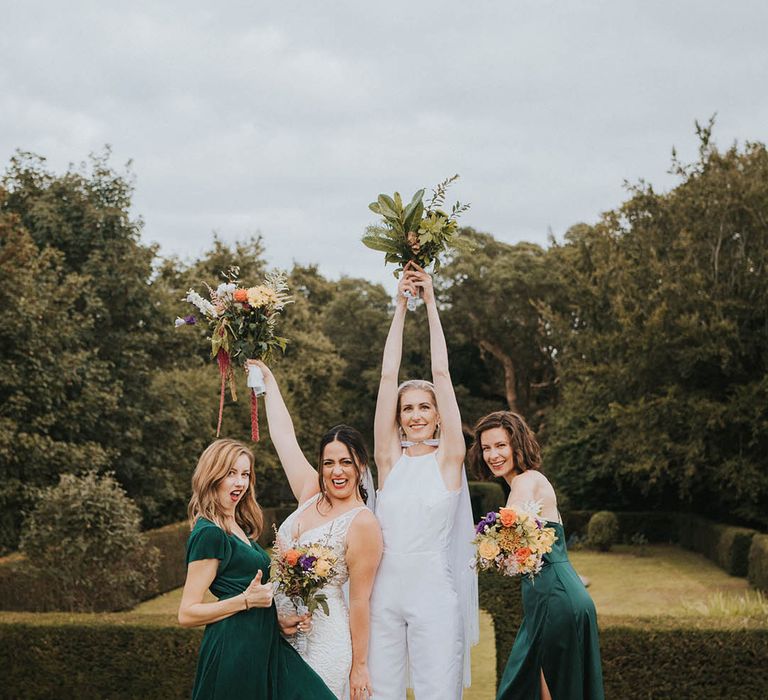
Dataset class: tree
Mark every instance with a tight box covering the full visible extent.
[543,126,768,526]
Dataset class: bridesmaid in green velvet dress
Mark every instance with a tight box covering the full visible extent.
[470,411,605,700]
[178,438,335,700]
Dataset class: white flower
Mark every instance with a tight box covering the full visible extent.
[216,282,236,299]
[185,290,218,318]
[174,317,186,328]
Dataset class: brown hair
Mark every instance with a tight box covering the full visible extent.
[469,411,541,480]
[316,425,370,508]
[188,438,264,538]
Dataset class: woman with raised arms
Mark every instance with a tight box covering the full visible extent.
[470,411,604,700]
[178,438,335,700]
[252,360,383,700]
[368,262,479,699]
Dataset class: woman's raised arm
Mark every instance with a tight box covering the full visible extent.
[411,268,466,480]
[373,276,415,481]
[250,360,318,505]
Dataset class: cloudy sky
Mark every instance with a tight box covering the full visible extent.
[2,0,767,290]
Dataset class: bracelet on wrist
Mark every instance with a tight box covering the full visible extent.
[243,592,250,610]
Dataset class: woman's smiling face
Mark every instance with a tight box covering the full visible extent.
[480,427,515,479]
[321,439,359,501]
[398,388,439,442]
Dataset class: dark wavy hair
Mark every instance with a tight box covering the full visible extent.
[469,411,542,480]
[316,425,370,508]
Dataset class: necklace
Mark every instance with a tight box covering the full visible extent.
[400,438,440,448]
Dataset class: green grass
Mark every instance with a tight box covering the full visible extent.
[569,544,751,617]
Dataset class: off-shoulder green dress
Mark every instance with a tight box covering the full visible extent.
[496,521,605,700]
[186,518,335,700]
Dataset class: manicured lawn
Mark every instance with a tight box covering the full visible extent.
[569,544,751,617]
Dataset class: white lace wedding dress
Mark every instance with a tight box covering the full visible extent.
[275,494,367,699]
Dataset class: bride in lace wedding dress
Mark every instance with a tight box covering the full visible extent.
[251,361,383,699]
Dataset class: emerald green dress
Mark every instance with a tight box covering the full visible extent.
[186,518,335,700]
[497,521,605,700]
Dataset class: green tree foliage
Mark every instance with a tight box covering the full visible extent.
[0,199,116,551]
[438,229,565,432]
[543,125,768,527]
[19,471,159,611]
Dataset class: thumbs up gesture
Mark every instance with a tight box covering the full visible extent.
[243,570,273,609]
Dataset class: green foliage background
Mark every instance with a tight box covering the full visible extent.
[1,122,766,553]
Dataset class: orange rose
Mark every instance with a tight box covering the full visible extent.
[233,289,248,302]
[284,549,300,566]
[515,547,532,561]
[499,507,517,527]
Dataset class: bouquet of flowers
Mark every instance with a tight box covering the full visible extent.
[473,503,558,580]
[176,266,292,440]
[362,174,473,309]
[271,533,339,653]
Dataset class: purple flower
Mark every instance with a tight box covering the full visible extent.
[475,511,498,534]
[184,314,197,325]
[299,555,317,571]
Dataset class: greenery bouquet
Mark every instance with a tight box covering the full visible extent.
[176,266,292,440]
[362,174,473,308]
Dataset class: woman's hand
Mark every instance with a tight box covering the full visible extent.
[246,358,273,380]
[278,612,312,637]
[243,570,273,609]
[396,272,418,305]
[350,661,373,699]
[404,261,435,305]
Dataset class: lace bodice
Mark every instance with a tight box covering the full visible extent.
[275,495,367,699]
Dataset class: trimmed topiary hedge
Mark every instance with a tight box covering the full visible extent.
[0,506,295,612]
[563,511,680,544]
[478,573,768,698]
[1,619,201,699]
[677,514,758,576]
[587,511,619,551]
[748,534,768,592]
[468,481,506,522]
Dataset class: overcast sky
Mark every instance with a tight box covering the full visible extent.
[2,0,767,291]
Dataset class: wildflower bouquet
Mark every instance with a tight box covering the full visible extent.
[271,534,339,653]
[473,503,558,579]
[362,174,473,309]
[176,266,292,440]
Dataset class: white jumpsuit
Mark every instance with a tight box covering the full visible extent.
[369,452,466,699]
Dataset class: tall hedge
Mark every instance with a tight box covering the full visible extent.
[677,514,758,576]
[0,507,295,612]
[748,534,768,592]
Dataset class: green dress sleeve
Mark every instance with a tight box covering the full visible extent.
[186,521,232,566]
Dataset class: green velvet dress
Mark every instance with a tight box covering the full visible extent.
[186,518,335,700]
[497,521,605,700]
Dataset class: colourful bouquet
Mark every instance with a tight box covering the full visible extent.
[176,266,292,440]
[362,174,473,308]
[271,534,339,653]
[473,503,558,579]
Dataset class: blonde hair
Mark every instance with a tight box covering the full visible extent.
[396,379,439,438]
[187,438,264,538]
[396,379,437,414]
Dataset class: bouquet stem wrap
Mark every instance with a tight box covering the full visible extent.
[247,363,267,442]
[216,349,230,437]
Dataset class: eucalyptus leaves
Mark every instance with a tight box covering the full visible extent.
[362,174,473,277]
